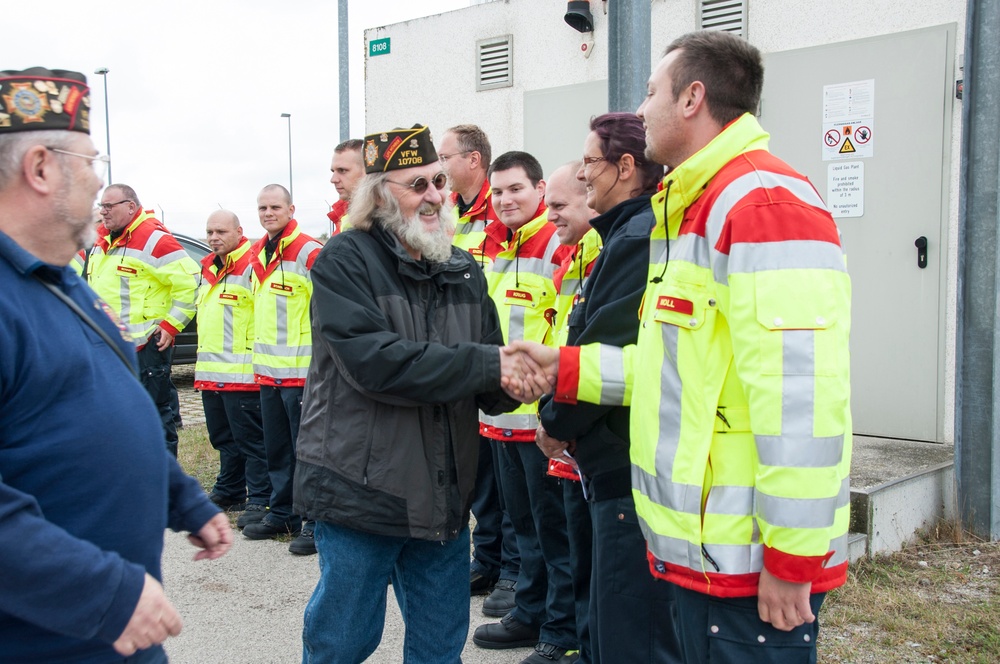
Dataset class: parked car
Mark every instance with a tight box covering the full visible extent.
[172,233,212,365]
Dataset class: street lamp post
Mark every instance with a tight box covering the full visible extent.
[280,113,293,201]
[94,68,111,183]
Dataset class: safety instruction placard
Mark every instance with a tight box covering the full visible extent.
[827,161,864,218]
[822,79,874,161]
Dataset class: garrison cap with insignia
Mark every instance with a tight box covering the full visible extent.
[363,124,437,174]
[0,67,90,134]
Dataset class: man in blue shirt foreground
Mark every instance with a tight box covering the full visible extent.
[0,66,232,663]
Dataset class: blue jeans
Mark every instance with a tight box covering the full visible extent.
[202,389,271,505]
[302,522,470,664]
[259,385,303,525]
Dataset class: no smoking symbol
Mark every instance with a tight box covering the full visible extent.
[825,129,841,147]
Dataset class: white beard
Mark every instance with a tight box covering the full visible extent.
[383,204,455,263]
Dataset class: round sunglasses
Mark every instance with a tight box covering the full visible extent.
[387,172,448,194]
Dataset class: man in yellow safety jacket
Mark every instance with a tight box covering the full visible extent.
[440,123,516,600]
[507,30,852,663]
[471,152,577,664]
[194,209,271,525]
[242,184,322,557]
[87,184,199,456]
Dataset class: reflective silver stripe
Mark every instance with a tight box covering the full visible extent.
[704,485,754,516]
[669,233,711,270]
[702,541,764,575]
[655,321,684,484]
[632,466,703,516]
[727,240,848,274]
[275,296,288,345]
[755,491,839,529]
[598,344,627,404]
[222,305,234,354]
[649,238,668,266]
[199,351,253,366]
[124,321,150,342]
[119,273,132,325]
[278,260,311,277]
[783,329,814,436]
[481,411,539,430]
[254,342,310,358]
[507,304,526,343]
[147,247,190,269]
[560,277,583,296]
[825,532,849,567]
[168,299,194,328]
[639,518,701,572]
[539,234,562,277]
[491,255,550,276]
[254,364,309,379]
[455,220,486,235]
[756,434,846,468]
[194,369,256,385]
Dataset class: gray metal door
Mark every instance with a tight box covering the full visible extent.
[760,25,955,442]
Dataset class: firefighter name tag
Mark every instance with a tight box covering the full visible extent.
[655,295,693,315]
[218,292,239,305]
[504,289,534,307]
[116,265,137,276]
[269,283,293,297]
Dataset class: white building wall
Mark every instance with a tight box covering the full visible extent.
[364,0,967,441]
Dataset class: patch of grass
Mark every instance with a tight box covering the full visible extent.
[178,423,217,491]
[819,525,1000,663]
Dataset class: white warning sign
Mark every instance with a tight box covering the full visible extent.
[822,80,874,161]
[827,161,864,218]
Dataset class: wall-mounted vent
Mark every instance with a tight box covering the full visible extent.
[477,35,513,91]
[698,0,748,37]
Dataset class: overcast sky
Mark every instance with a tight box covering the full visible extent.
[4,0,473,240]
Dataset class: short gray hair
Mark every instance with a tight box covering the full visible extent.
[0,130,73,190]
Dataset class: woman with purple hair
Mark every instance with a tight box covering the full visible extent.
[538,112,682,663]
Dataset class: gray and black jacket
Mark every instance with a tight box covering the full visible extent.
[294,221,515,541]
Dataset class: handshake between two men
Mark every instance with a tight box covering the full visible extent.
[499,341,561,404]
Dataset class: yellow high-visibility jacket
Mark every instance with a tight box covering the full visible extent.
[552,229,602,347]
[451,179,501,270]
[86,210,198,346]
[249,220,322,387]
[554,114,853,597]
[194,237,257,391]
[480,208,572,441]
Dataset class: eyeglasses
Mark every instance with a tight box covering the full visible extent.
[46,147,111,179]
[387,172,448,194]
[438,150,472,163]
[99,200,131,212]
[582,156,606,165]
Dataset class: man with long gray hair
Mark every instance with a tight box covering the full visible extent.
[293,124,522,662]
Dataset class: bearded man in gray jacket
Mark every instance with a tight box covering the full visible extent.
[294,124,521,663]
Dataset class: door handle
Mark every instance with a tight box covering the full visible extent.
[915,236,928,269]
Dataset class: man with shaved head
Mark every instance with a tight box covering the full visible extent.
[242,184,322,555]
[195,209,271,527]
